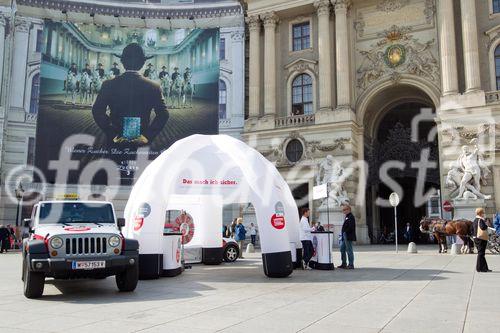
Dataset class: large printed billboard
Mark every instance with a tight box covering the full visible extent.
[36,21,220,185]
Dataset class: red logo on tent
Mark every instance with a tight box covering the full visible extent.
[271,214,285,230]
[176,249,180,263]
[134,216,144,231]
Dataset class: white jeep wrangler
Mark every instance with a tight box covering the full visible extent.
[22,201,139,298]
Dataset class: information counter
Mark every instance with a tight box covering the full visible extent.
[309,231,334,270]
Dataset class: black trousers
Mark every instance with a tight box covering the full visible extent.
[301,240,314,265]
[0,238,9,252]
[475,239,489,272]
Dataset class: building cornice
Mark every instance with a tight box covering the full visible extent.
[17,0,243,20]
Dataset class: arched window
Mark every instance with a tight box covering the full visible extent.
[495,45,500,90]
[219,80,227,119]
[29,73,40,114]
[292,74,313,115]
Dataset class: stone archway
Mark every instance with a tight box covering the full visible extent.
[360,83,440,243]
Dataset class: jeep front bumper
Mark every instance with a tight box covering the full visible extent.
[29,253,138,277]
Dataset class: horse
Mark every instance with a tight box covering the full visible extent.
[64,72,78,104]
[182,73,194,108]
[90,72,103,103]
[160,75,172,107]
[171,76,183,109]
[79,72,92,105]
[419,217,474,254]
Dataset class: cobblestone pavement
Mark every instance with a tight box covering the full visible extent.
[0,245,499,333]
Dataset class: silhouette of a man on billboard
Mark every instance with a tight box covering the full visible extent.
[92,43,168,146]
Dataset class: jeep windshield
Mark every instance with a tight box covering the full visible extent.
[39,202,115,224]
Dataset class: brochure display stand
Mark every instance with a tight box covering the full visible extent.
[123,135,300,279]
[309,231,334,270]
[162,232,183,277]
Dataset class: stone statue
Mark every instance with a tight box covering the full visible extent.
[316,155,349,207]
[447,139,491,200]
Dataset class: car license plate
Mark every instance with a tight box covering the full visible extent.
[72,261,106,270]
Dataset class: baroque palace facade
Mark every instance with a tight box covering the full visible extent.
[242,0,500,243]
[0,0,245,225]
[1,0,500,245]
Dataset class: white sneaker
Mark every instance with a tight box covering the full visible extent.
[305,265,313,270]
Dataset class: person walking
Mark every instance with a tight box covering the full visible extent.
[234,218,246,259]
[0,225,10,253]
[473,208,491,273]
[299,208,314,270]
[249,223,257,246]
[403,222,413,243]
[230,218,237,238]
[338,204,356,269]
[6,225,16,250]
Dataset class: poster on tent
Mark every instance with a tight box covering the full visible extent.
[35,20,220,185]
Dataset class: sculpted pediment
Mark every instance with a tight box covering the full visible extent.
[284,58,318,76]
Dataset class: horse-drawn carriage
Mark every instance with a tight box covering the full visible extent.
[419,217,500,254]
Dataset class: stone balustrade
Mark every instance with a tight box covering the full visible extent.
[219,118,232,128]
[275,114,315,128]
[25,113,38,123]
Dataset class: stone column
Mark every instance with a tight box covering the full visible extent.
[45,25,52,57]
[246,15,261,119]
[263,12,279,117]
[231,29,245,123]
[64,34,70,65]
[50,26,57,59]
[438,0,458,95]
[315,0,333,111]
[0,16,7,104]
[10,18,31,109]
[335,0,351,108]
[57,27,63,61]
[212,34,217,67]
[460,0,481,93]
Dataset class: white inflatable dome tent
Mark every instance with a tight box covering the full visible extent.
[123,134,300,278]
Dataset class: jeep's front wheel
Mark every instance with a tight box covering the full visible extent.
[116,264,138,292]
[23,259,45,299]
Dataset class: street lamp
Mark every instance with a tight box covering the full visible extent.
[15,183,25,228]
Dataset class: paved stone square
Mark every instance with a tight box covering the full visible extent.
[0,246,499,333]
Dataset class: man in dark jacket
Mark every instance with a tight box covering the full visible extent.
[143,63,153,78]
[68,63,78,76]
[110,62,120,77]
[338,204,356,269]
[82,63,92,76]
[97,63,105,79]
[159,66,169,80]
[92,43,168,146]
